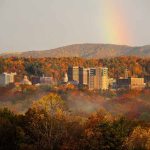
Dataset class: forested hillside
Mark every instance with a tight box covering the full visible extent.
[1,44,150,58]
[0,56,149,80]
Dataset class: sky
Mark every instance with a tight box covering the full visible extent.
[0,0,150,53]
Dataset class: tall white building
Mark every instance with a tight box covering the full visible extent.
[63,73,68,83]
[0,72,16,86]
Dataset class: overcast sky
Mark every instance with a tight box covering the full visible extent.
[0,0,150,53]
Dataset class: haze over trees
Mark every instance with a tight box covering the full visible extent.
[0,91,150,150]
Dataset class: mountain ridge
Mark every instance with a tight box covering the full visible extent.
[1,43,150,58]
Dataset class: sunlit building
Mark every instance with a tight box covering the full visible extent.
[117,77,145,89]
[21,75,32,85]
[68,66,79,82]
[88,68,96,90]
[0,72,16,86]
[79,67,89,85]
[63,73,68,83]
[88,67,109,90]
[99,67,109,90]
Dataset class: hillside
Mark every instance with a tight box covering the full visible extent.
[1,44,150,58]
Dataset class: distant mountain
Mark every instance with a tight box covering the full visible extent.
[1,44,150,58]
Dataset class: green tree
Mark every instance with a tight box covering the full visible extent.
[25,61,43,76]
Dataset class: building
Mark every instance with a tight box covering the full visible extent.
[130,77,145,89]
[117,77,145,89]
[88,67,109,90]
[67,66,109,90]
[63,73,68,83]
[21,75,32,85]
[40,76,54,84]
[109,78,117,89]
[88,68,96,90]
[31,76,40,84]
[68,66,79,82]
[144,75,150,88]
[0,72,16,86]
[79,67,89,85]
[99,67,109,90]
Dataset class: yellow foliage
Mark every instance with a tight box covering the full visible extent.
[124,126,150,150]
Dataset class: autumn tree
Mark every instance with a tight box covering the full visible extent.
[0,108,24,150]
[24,93,67,150]
[124,126,150,150]
[82,112,136,150]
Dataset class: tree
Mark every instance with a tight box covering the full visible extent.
[0,108,24,150]
[82,114,135,150]
[124,126,150,150]
[25,61,43,76]
[24,93,66,150]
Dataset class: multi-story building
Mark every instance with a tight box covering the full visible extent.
[117,78,129,89]
[130,77,145,89]
[68,66,79,82]
[117,77,145,89]
[0,72,16,86]
[79,67,89,85]
[99,67,109,90]
[144,75,150,88]
[88,68,96,90]
[67,66,108,90]
[88,67,109,90]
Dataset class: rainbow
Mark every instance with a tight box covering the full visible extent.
[99,0,132,45]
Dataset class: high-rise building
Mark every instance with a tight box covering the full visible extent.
[79,67,89,85]
[0,72,16,86]
[88,67,109,90]
[68,66,79,82]
[88,68,96,90]
[99,67,109,90]
[67,66,108,90]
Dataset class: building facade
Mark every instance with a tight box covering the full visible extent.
[63,73,68,83]
[117,77,145,89]
[79,67,89,85]
[99,67,109,90]
[88,67,109,90]
[0,72,16,86]
[68,66,79,82]
[67,66,109,90]
[144,75,150,88]
[40,76,54,84]
[88,68,96,90]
